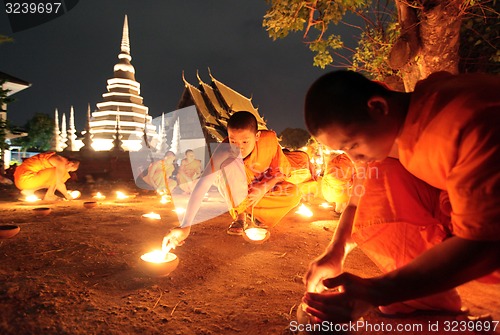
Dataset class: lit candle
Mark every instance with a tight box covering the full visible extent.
[93,192,106,200]
[320,202,333,209]
[69,190,81,199]
[295,204,313,217]
[173,207,186,214]
[116,191,129,200]
[25,195,40,202]
[244,227,268,241]
[160,194,171,204]
[142,212,161,220]
[141,250,176,264]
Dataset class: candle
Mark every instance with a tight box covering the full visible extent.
[160,194,171,204]
[140,250,176,263]
[295,204,313,217]
[69,190,81,199]
[320,202,333,209]
[244,227,268,241]
[93,192,106,200]
[116,191,129,200]
[25,195,40,202]
[173,207,186,214]
[142,212,161,220]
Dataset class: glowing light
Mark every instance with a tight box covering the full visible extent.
[295,204,313,217]
[244,228,268,241]
[160,194,171,204]
[320,202,333,209]
[142,212,161,220]
[93,192,106,200]
[173,207,186,214]
[25,195,40,202]
[69,190,81,199]
[116,191,129,200]
[140,250,176,264]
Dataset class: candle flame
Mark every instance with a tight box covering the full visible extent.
[141,250,176,264]
[296,204,313,217]
[244,227,268,241]
[69,190,81,199]
[320,202,333,208]
[142,212,161,220]
[93,192,106,200]
[173,207,186,214]
[25,195,40,202]
[160,194,171,204]
[116,191,129,200]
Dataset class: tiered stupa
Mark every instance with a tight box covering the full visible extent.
[90,15,156,151]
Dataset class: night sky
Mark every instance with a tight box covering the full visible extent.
[0,0,334,134]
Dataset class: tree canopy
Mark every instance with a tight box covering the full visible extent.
[263,0,499,89]
[12,113,54,151]
[279,127,311,150]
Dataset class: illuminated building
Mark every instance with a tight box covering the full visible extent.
[90,15,156,151]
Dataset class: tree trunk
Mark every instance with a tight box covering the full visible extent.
[394,0,463,91]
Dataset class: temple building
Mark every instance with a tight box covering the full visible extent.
[177,70,267,149]
[89,15,156,151]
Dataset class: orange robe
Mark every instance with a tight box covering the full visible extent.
[219,130,302,226]
[143,159,177,192]
[14,152,68,190]
[321,153,354,204]
[398,71,500,242]
[177,158,202,193]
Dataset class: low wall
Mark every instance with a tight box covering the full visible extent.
[62,151,135,182]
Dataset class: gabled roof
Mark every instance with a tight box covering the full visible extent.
[177,70,268,146]
[0,71,31,96]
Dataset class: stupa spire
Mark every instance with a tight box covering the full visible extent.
[121,15,130,56]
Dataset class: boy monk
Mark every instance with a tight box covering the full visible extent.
[14,152,80,201]
[163,111,302,248]
[302,70,499,323]
[143,150,178,194]
[176,149,202,194]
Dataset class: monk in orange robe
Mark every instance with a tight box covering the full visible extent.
[302,71,499,323]
[14,152,80,201]
[176,149,202,194]
[143,151,178,194]
[163,111,303,248]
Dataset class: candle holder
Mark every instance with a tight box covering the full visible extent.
[83,201,98,209]
[242,227,271,244]
[139,251,179,277]
[33,207,52,216]
[141,213,161,222]
[0,225,20,239]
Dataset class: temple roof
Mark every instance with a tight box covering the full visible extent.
[178,71,267,144]
[0,71,31,96]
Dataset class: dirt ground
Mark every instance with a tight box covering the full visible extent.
[0,179,499,335]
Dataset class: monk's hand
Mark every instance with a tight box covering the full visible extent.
[247,183,267,207]
[304,251,342,293]
[302,273,375,323]
[162,227,189,250]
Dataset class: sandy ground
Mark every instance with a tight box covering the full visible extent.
[0,180,499,335]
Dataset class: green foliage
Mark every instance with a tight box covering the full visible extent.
[279,127,311,150]
[351,20,400,80]
[459,3,500,73]
[263,0,366,68]
[12,113,54,151]
[264,0,499,77]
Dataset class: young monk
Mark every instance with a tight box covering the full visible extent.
[14,152,80,201]
[176,149,202,194]
[143,151,178,194]
[163,111,302,248]
[301,70,500,323]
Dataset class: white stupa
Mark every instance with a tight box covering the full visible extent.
[89,15,156,151]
